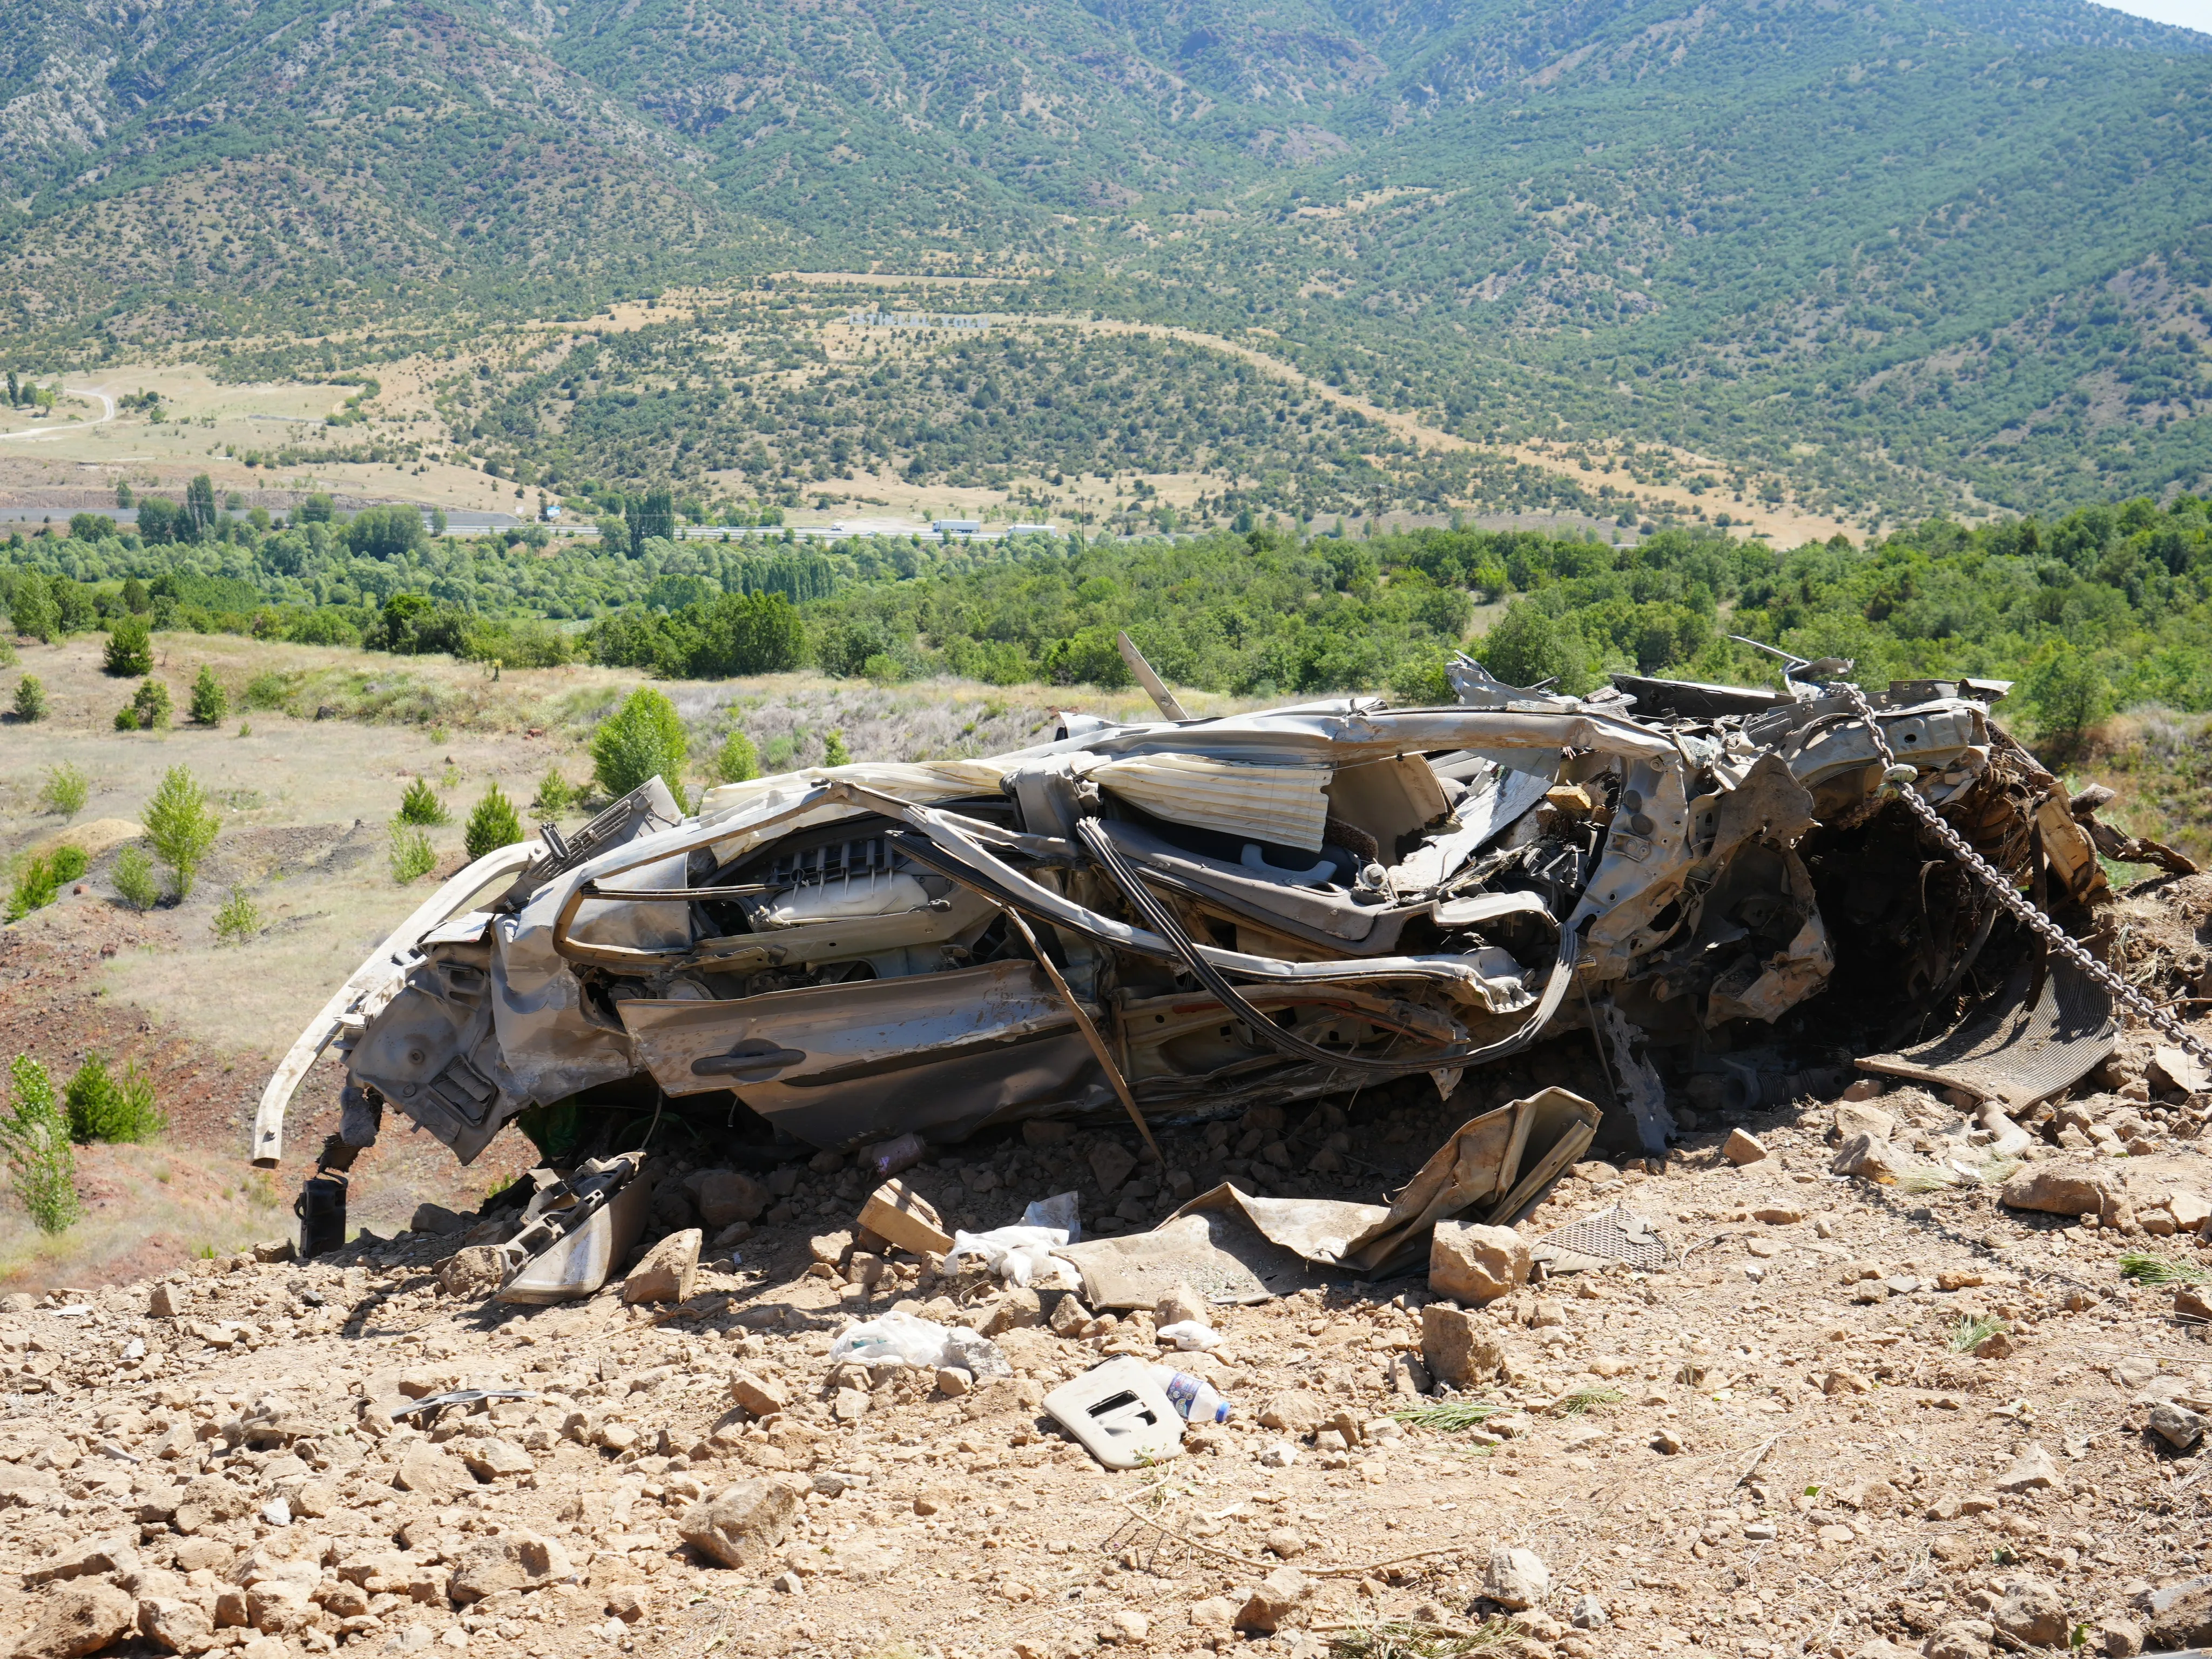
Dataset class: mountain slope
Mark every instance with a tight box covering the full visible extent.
[0,0,2206,518]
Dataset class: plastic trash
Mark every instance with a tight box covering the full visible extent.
[1047,1357,1184,1468]
[830,1311,956,1370]
[945,1224,1072,1287]
[1153,1366,1231,1424]
[1020,1191,1082,1242]
[828,1312,1011,1377]
[1155,1320,1222,1352]
[864,1132,928,1181]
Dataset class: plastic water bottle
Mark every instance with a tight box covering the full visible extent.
[1155,1367,1231,1424]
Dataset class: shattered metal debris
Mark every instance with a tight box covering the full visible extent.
[258,652,2141,1287]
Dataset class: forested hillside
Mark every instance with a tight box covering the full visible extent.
[0,0,2208,520]
[6,489,2209,747]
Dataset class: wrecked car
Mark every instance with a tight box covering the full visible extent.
[259,647,2160,1284]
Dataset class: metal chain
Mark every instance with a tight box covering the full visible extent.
[1838,681,2212,1068]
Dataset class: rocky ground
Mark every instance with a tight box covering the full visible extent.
[1,962,2210,1659]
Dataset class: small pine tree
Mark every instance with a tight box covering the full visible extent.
[714,731,761,784]
[212,888,260,945]
[141,765,220,899]
[590,687,688,799]
[11,676,44,723]
[822,729,851,767]
[111,844,158,911]
[0,1056,79,1233]
[464,784,524,860]
[132,677,172,730]
[530,767,572,815]
[189,665,227,725]
[104,616,153,677]
[64,1054,163,1144]
[397,777,448,825]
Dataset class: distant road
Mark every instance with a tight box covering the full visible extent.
[0,388,117,443]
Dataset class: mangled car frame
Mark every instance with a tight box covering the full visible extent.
[260,649,2149,1280]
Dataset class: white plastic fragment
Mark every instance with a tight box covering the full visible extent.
[944,1224,1072,1287]
[828,1311,1010,1377]
[1155,1320,1223,1352]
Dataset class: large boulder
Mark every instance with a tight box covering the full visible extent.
[1429,1222,1529,1304]
[678,1480,801,1570]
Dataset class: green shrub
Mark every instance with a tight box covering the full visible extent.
[1478,602,1594,696]
[112,844,159,911]
[389,822,438,883]
[397,777,449,826]
[131,677,172,730]
[0,1056,79,1233]
[2022,643,2112,757]
[189,665,228,725]
[464,785,524,860]
[62,1054,164,1144]
[50,846,86,884]
[103,616,153,677]
[141,765,221,899]
[714,731,760,784]
[5,857,57,923]
[39,763,89,817]
[530,767,572,814]
[12,676,44,722]
[822,729,851,768]
[114,705,138,732]
[212,888,261,945]
[241,671,293,712]
[1387,646,1455,706]
[590,687,688,799]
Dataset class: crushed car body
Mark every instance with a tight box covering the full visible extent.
[260,649,2158,1287]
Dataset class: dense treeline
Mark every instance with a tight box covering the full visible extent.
[4,491,2211,733]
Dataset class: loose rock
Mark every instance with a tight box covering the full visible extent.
[1428,1222,1530,1304]
[622,1228,700,1304]
[678,1479,802,1569]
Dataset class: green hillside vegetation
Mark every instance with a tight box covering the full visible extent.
[6,492,2211,742]
[431,308,1611,523]
[1,0,2208,522]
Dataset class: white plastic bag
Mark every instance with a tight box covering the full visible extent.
[1155,1320,1222,1352]
[1021,1191,1082,1242]
[828,1312,1011,1377]
[829,1311,953,1370]
[945,1224,1070,1287]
